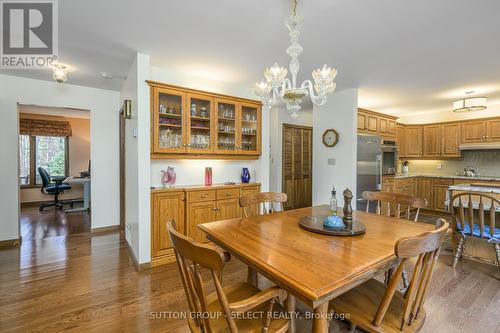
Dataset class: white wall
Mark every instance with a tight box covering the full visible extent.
[269,102,313,193]
[313,89,358,206]
[0,74,120,241]
[119,53,151,263]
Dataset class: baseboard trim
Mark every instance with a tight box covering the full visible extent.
[0,237,22,249]
[91,225,120,233]
[124,240,151,272]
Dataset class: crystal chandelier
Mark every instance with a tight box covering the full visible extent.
[255,0,338,118]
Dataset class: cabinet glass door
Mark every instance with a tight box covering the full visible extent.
[239,103,260,154]
[215,99,238,154]
[187,94,213,153]
[156,88,186,152]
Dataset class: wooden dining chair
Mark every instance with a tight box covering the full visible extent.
[329,218,449,333]
[362,191,427,222]
[167,221,290,333]
[239,192,288,218]
[450,192,500,270]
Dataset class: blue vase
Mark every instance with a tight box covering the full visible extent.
[241,168,251,183]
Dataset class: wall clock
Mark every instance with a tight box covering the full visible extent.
[322,129,339,147]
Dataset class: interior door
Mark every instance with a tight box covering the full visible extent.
[282,124,312,210]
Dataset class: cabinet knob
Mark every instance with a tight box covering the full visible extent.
[212,207,217,211]
[201,194,206,198]
[226,192,231,196]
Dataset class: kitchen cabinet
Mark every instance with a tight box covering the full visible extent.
[240,185,260,217]
[404,127,423,158]
[150,183,260,266]
[366,115,378,133]
[357,113,366,131]
[487,119,500,141]
[432,178,453,212]
[462,121,487,143]
[441,123,461,157]
[417,178,432,209]
[394,178,417,196]
[423,125,441,158]
[151,191,185,261]
[357,109,397,139]
[396,125,405,157]
[149,81,262,159]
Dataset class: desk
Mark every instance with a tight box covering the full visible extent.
[199,205,433,333]
[64,177,91,213]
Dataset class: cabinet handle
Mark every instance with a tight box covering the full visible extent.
[201,194,206,198]
[226,192,231,196]
[212,207,217,211]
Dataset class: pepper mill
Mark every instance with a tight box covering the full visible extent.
[343,188,353,227]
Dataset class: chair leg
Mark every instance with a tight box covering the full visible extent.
[247,267,258,287]
[401,269,409,290]
[494,243,500,272]
[452,236,466,268]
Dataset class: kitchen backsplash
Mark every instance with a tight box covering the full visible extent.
[400,150,500,177]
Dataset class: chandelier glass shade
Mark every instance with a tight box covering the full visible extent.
[254,1,337,118]
[453,96,487,113]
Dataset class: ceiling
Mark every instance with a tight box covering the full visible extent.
[2,0,500,117]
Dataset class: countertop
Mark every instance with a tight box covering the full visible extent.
[384,174,500,181]
[150,182,261,193]
[448,183,500,194]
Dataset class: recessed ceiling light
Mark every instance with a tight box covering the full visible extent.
[52,63,67,83]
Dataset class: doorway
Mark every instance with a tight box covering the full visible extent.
[282,124,313,210]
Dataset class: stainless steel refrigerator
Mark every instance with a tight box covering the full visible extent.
[356,134,382,212]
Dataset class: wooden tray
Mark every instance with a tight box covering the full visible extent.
[298,215,366,236]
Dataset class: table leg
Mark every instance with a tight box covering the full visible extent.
[286,294,296,333]
[312,302,329,333]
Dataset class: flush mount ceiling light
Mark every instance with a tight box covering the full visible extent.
[52,63,67,83]
[453,91,487,113]
[254,0,338,118]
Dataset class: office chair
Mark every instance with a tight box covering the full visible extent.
[38,167,72,211]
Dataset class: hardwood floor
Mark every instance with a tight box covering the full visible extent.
[20,204,90,241]
[0,230,498,332]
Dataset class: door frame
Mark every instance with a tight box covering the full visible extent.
[281,123,313,210]
[119,107,126,229]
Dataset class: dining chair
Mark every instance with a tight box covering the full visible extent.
[329,218,449,333]
[450,192,500,270]
[167,221,290,333]
[362,191,427,222]
[239,192,288,286]
[239,192,288,218]
[362,191,428,289]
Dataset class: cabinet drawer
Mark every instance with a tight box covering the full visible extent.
[216,188,240,200]
[188,190,216,203]
[433,178,453,186]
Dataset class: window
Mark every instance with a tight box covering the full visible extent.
[19,135,68,187]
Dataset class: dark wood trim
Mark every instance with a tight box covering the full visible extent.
[0,237,21,249]
[90,225,120,233]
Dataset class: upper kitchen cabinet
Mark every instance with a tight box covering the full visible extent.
[441,123,461,157]
[396,125,406,156]
[423,125,440,158]
[357,108,397,139]
[487,118,500,141]
[404,126,423,157]
[462,120,487,143]
[148,81,262,159]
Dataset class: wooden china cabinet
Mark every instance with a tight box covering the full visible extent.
[149,81,261,159]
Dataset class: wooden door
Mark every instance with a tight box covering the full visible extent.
[151,192,185,258]
[240,186,260,217]
[462,121,486,143]
[432,179,453,212]
[441,123,461,157]
[366,115,378,133]
[417,178,432,210]
[487,119,500,142]
[396,125,405,157]
[216,199,240,220]
[153,87,187,153]
[404,127,423,157]
[238,102,261,155]
[357,113,366,131]
[423,125,440,157]
[186,93,214,154]
[187,201,216,243]
[282,124,312,210]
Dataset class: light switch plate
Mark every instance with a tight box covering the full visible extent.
[327,158,336,165]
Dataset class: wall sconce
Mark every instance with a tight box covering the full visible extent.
[121,99,132,119]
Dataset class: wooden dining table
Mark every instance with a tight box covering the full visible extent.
[199,205,434,332]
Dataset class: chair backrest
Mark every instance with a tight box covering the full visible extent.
[372,218,449,330]
[239,192,288,218]
[450,192,499,238]
[362,191,427,221]
[167,220,237,332]
[38,167,51,190]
